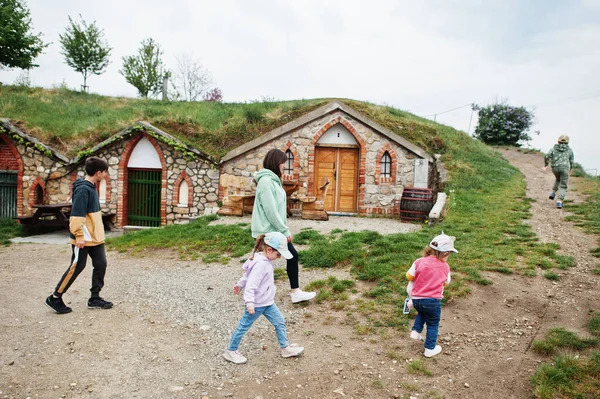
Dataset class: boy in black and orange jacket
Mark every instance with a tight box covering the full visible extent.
[45,157,113,314]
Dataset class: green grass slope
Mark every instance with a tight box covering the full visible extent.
[0,86,447,160]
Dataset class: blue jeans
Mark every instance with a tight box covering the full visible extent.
[228,303,289,350]
[411,298,442,350]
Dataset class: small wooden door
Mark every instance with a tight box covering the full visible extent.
[315,147,358,213]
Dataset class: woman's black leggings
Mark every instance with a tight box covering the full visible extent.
[287,242,299,289]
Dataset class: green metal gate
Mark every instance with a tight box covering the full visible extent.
[0,171,18,218]
[127,169,161,227]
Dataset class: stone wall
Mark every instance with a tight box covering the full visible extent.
[85,135,220,226]
[220,111,429,215]
[16,144,70,215]
[12,133,219,225]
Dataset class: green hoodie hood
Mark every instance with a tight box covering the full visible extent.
[544,143,574,169]
[254,168,283,187]
[553,143,571,152]
[251,168,291,238]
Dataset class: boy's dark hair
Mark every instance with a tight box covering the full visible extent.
[262,149,287,178]
[84,157,109,176]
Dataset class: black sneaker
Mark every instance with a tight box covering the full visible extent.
[88,297,113,309]
[45,295,72,314]
[549,192,555,200]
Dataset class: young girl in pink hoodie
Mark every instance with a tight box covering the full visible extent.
[223,232,305,364]
[406,232,456,358]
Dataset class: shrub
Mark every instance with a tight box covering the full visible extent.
[474,102,535,146]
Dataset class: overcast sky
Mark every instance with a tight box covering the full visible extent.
[2,0,599,173]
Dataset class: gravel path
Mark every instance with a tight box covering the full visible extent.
[210,214,421,236]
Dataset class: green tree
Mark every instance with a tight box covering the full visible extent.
[119,38,164,98]
[0,0,47,70]
[473,102,535,146]
[59,15,111,92]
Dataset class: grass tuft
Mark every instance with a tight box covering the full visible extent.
[531,352,600,399]
[588,312,600,338]
[407,359,433,376]
[0,218,23,245]
[532,328,598,356]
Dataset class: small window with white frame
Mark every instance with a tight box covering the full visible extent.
[98,178,107,204]
[178,180,189,207]
[381,151,392,179]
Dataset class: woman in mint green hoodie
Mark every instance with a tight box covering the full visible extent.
[251,149,316,303]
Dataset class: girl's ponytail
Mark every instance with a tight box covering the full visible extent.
[250,234,266,260]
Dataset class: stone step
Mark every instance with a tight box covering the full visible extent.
[122,225,157,234]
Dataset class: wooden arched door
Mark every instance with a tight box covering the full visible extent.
[314,147,358,213]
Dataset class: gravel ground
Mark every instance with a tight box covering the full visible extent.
[4,154,598,399]
[210,215,421,236]
[2,215,417,398]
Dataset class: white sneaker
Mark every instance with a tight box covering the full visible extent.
[290,289,316,303]
[424,345,442,358]
[223,350,247,364]
[281,343,305,358]
[409,330,423,341]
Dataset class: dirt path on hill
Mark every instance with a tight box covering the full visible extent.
[1,148,599,399]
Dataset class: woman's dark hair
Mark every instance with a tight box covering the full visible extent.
[84,157,109,176]
[262,149,287,178]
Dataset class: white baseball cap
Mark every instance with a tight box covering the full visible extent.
[264,232,294,259]
[429,232,458,253]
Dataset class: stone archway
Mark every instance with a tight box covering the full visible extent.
[0,135,23,217]
[117,134,167,227]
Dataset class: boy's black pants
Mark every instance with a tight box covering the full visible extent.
[54,244,107,297]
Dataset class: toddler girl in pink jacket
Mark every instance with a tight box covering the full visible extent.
[406,232,456,358]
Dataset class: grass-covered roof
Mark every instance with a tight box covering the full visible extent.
[0,85,447,161]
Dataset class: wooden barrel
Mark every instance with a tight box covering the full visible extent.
[400,188,434,222]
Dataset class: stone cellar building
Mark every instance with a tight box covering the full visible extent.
[1,101,437,227]
[1,120,219,228]
[220,101,434,216]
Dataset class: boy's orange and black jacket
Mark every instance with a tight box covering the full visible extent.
[69,179,105,246]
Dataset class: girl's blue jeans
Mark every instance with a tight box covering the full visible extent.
[411,298,442,350]
[228,303,289,351]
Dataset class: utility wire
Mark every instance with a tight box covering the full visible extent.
[422,103,473,118]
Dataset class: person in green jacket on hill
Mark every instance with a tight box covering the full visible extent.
[543,135,574,209]
[251,149,316,303]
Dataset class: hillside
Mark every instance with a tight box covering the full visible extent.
[0,85,443,160]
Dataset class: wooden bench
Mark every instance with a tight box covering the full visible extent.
[299,178,330,221]
[15,215,33,225]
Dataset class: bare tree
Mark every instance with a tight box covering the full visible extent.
[170,53,212,102]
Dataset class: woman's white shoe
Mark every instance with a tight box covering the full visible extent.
[290,289,316,303]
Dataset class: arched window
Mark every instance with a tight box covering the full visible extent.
[178,180,189,207]
[34,185,44,205]
[284,149,294,176]
[381,151,392,179]
[98,178,107,204]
